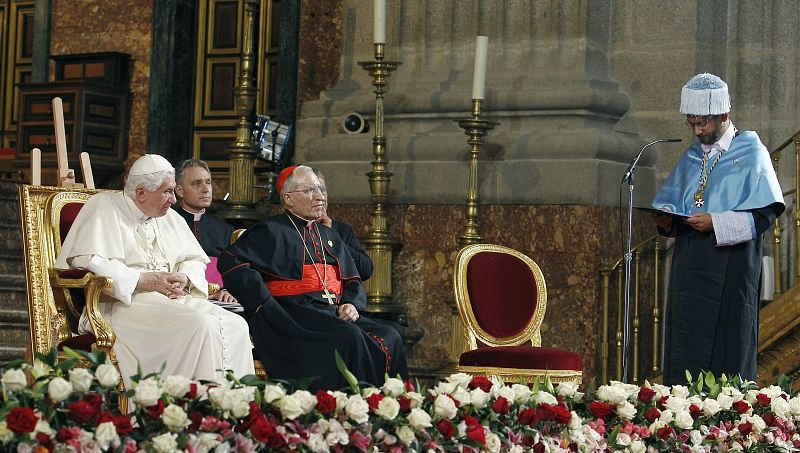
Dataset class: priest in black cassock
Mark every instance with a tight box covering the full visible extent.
[218,165,407,390]
[174,159,236,303]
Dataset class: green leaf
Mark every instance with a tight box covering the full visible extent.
[607,426,619,445]
[685,369,693,385]
[334,349,359,393]
[55,358,79,372]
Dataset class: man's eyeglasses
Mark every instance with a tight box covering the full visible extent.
[684,115,716,128]
[286,185,327,196]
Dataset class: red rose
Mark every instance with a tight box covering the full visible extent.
[84,393,103,409]
[6,407,37,434]
[113,415,133,436]
[68,400,98,424]
[738,421,753,436]
[491,396,510,414]
[689,404,702,419]
[658,395,669,407]
[762,412,776,427]
[588,401,613,419]
[398,396,412,413]
[756,393,771,407]
[188,411,204,432]
[35,433,53,450]
[732,400,750,414]
[464,416,485,445]
[315,390,337,414]
[657,426,675,440]
[250,416,273,443]
[553,403,572,424]
[469,376,493,392]
[186,383,198,400]
[436,419,455,439]
[518,407,537,426]
[404,380,415,392]
[644,407,661,423]
[145,400,165,419]
[56,426,79,442]
[365,394,384,412]
[637,387,656,403]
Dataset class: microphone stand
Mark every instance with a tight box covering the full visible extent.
[620,138,680,383]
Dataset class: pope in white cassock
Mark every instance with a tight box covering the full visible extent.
[55,154,254,387]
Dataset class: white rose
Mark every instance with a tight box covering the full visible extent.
[722,387,744,401]
[381,378,406,397]
[324,419,349,446]
[433,394,457,419]
[0,421,12,444]
[690,430,703,446]
[511,384,532,404]
[163,404,190,431]
[214,440,231,453]
[788,396,800,416]
[163,375,192,398]
[195,432,221,451]
[703,397,721,416]
[485,432,501,453]
[630,439,646,453]
[763,385,785,399]
[509,446,525,453]
[1,369,27,392]
[771,397,791,419]
[674,410,694,430]
[568,411,582,430]
[744,390,759,404]
[747,414,766,433]
[345,395,369,424]
[407,391,424,409]
[30,360,51,379]
[671,385,689,399]
[495,385,515,402]
[307,432,328,453]
[133,377,163,407]
[597,384,627,404]
[292,390,317,415]
[556,381,582,399]
[470,388,489,409]
[361,387,381,398]
[95,363,120,388]
[716,393,734,410]
[68,368,93,394]
[32,420,54,437]
[151,432,178,453]
[651,383,671,399]
[47,377,73,402]
[659,409,674,423]
[617,401,637,420]
[616,432,632,446]
[94,421,119,451]
[447,373,473,388]
[376,397,400,420]
[279,394,304,420]
[665,396,690,413]
[408,408,432,430]
[536,391,558,406]
[396,425,416,445]
[263,384,286,404]
[331,390,349,411]
[431,381,456,396]
[451,388,471,406]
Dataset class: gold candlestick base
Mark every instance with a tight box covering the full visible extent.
[357,43,405,322]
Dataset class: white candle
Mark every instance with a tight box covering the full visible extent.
[471,36,489,100]
[374,0,386,44]
[31,148,41,186]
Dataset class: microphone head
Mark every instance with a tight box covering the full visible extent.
[665,138,682,142]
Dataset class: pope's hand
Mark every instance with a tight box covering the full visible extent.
[337,303,359,323]
[137,272,187,298]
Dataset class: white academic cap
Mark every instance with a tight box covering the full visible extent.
[680,73,731,116]
[128,154,173,176]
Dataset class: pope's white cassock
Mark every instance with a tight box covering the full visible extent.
[54,191,254,386]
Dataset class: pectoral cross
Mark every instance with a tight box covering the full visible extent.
[322,289,337,305]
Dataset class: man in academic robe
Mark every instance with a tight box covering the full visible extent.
[651,73,784,385]
[313,169,373,280]
[173,159,236,302]
[218,165,407,390]
[55,154,255,387]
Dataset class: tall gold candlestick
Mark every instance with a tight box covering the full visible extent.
[456,99,499,247]
[358,43,405,322]
[218,0,260,224]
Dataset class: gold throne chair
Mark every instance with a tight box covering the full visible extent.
[453,244,583,384]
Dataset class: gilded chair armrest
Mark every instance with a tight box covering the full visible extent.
[50,269,117,352]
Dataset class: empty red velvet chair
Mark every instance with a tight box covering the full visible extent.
[453,244,583,384]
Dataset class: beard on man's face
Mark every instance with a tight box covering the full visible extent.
[697,121,723,145]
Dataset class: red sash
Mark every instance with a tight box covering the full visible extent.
[265,264,343,296]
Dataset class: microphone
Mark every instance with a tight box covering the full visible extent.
[620,138,682,184]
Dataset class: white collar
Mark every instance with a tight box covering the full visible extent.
[181,206,205,222]
[701,121,737,154]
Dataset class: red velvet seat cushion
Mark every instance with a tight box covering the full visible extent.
[58,333,96,352]
[59,202,85,244]
[459,345,582,371]
[57,268,90,279]
[466,252,538,338]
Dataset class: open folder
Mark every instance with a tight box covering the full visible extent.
[210,300,245,313]
[635,206,692,219]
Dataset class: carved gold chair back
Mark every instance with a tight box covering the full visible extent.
[229,228,267,378]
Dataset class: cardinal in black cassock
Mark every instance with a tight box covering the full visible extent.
[218,166,407,390]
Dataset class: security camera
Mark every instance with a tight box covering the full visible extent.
[340,112,370,134]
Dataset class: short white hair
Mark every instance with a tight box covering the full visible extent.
[124,169,174,198]
[280,165,315,207]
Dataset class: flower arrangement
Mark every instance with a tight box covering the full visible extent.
[1,348,800,452]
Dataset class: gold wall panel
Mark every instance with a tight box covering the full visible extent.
[1,1,34,146]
